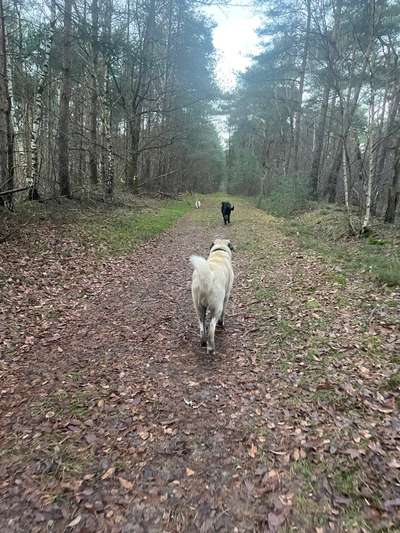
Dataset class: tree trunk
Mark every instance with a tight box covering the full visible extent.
[310,85,330,199]
[361,84,376,234]
[102,67,114,201]
[324,140,342,202]
[342,139,356,233]
[29,11,56,198]
[127,114,141,192]
[293,0,311,174]
[126,0,155,192]
[384,137,400,223]
[375,86,400,189]
[5,19,15,201]
[102,0,113,201]
[57,0,72,198]
[0,0,13,206]
[89,0,99,185]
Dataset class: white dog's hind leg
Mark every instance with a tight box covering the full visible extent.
[207,316,218,354]
[218,288,232,328]
[207,306,222,354]
[217,309,225,328]
[196,305,207,346]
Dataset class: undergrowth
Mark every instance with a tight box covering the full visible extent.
[256,175,311,217]
[0,195,192,256]
[278,205,400,286]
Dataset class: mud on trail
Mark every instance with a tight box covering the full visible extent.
[1,198,399,532]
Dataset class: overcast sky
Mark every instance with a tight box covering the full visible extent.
[203,2,262,90]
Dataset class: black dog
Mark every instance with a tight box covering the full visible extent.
[221,202,234,225]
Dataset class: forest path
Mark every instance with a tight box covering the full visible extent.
[1,198,399,532]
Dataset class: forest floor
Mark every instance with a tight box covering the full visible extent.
[0,196,399,532]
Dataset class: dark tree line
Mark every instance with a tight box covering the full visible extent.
[0,0,226,207]
[227,0,400,229]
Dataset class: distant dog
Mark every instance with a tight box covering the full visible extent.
[190,239,234,354]
[195,200,201,208]
[221,202,234,224]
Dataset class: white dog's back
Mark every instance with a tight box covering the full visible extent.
[190,256,216,308]
[190,240,234,354]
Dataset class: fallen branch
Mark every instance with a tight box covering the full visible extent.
[156,191,177,199]
[0,186,31,197]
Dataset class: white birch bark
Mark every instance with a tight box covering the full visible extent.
[362,85,376,233]
[342,139,356,233]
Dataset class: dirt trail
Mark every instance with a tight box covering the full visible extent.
[1,198,399,532]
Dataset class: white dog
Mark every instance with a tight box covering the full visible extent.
[195,200,201,208]
[190,239,234,354]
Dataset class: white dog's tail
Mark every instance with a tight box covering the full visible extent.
[190,255,213,285]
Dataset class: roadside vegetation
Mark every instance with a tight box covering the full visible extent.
[0,195,192,257]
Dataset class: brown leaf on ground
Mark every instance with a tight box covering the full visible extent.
[118,477,134,491]
[101,467,115,480]
[1,198,399,532]
[249,442,257,458]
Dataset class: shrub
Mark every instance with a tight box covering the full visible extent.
[257,174,311,217]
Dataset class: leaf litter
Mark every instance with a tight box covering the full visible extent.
[0,199,399,531]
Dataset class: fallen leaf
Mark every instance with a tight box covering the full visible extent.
[268,511,286,529]
[67,514,82,528]
[346,448,361,459]
[261,469,280,492]
[85,433,97,444]
[139,431,149,440]
[101,467,115,480]
[186,467,195,476]
[249,442,257,458]
[118,477,134,491]
[61,480,82,492]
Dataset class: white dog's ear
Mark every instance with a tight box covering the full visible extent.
[228,241,234,251]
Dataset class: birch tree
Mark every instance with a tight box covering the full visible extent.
[0,0,12,204]
[0,0,223,204]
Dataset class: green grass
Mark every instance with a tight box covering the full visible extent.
[288,460,367,530]
[30,390,91,418]
[384,371,400,391]
[290,494,330,529]
[82,198,192,255]
[0,194,192,257]
[278,206,400,286]
[333,468,361,497]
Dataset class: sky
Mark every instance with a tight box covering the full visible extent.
[201,2,263,145]
[203,2,262,91]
